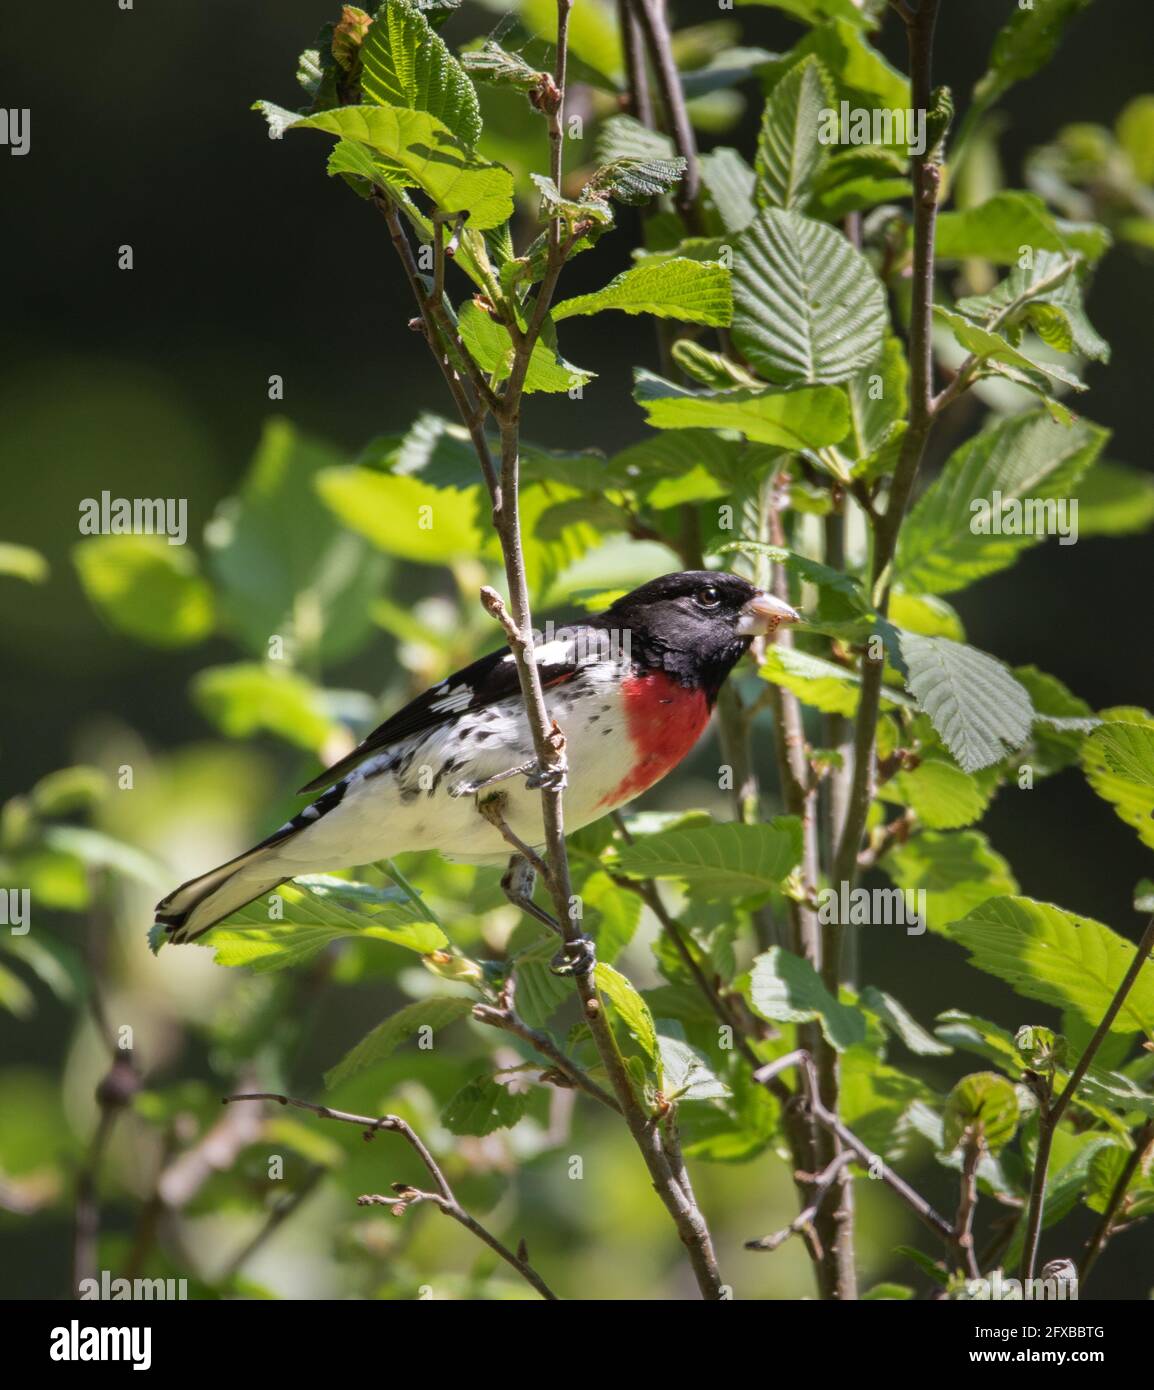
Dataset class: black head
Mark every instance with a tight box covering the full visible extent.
[593,570,799,699]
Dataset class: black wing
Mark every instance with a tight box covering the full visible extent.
[296,636,586,796]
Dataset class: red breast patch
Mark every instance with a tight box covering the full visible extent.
[598,671,710,809]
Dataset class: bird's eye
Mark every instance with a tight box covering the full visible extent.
[695,585,721,609]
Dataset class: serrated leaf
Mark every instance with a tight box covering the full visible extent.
[633,370,849,448]
[860,986,952,1057]
[934,306,1086,392]
[595,962,660,1073]
[459,301,594,393]
[658,1036,730,1102]
[899,632,1034,773]
[733,208,888,384]
[459,39,545,94]
[203,876,448,977]
[879,756,992,831]
[755,55,834,211]
[942,1072,1019,1154]
[612,820,802,899]
[552,258,731,327]
[896,412,1107,596]
[749,947,867,1052]
[948,895,1154,1036]
[360,0,481,145]
[584,156,687,207]
[325,995,474,1087]
[442,1074,531,1135]
[1083,716,1154,851]
[260,103,513,229]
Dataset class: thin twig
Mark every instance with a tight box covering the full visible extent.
[629,0,700,225]
[1079,1117,1154,1285]
[754,1051,956,1245]
[225,1093,557,1300]
[1020,914,1154,1281]
[471,1002,621,1113]
[955,1138,983,1280]
[745,1151,855,1253]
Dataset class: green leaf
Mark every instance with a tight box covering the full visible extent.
[714,540,868,604]
[935,191,1110,265]
[732,208,888,384]
[205,876,448,978]
[934,306,1086,393]
[612,820,803,900]
[971,0,1093,112]
[885,831,1018,936]
[760,18,908,115]
[889,591,964,642]
[316,466,485,561]
[73,535,213,648]
[955,250,1109,364]
[633,370,849,448]
[553,259,731,327]
[459,39,545,95]
[595,114,674,164]
[658,1036,731,1102]
[749,946,867,1051]
[880,756,992,831]
[595,962,660,1072]
[942,1072,1019,1154]
[1074,461,1154,537]
[896,412,1107,596]
[699,147,757,232]
[755,55,834,211]
[760,645,913,718]
[0,542,48,583]
[207,418,385,664]
[844,337,908,471]
[359,0,481,145]
[442,1074,531,1135]
[860,986,952,1057]
[262,103,513,229]
[458,301,594,393]
[948,895,1154,1036]
[325,996,474,1087]
[191,663,335,753]
[581,869,641,965]
[1083,716,1154,851]
[584,156,688,207]
[899,632,1034,774]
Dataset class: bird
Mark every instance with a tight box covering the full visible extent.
[154,570,798,958]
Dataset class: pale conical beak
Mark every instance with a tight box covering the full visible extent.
[736,590,801,637]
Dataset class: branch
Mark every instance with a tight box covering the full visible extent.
[833,0,943,895]
[755,1051,956,1246]
[1020,914,1154,1281]
[745,1151,854,1254]
[955,1137,983,1281]
[225,1093,557,1301]
[629,0,701,225]
[1079,1116,1154,1285]
[471,1000,621,1113]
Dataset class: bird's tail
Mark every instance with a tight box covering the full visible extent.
[154,833,292,945]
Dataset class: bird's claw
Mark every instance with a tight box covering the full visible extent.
[550,935,596,978]
[524,762,567,793]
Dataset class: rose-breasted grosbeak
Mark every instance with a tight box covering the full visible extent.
[155,570,798,948]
